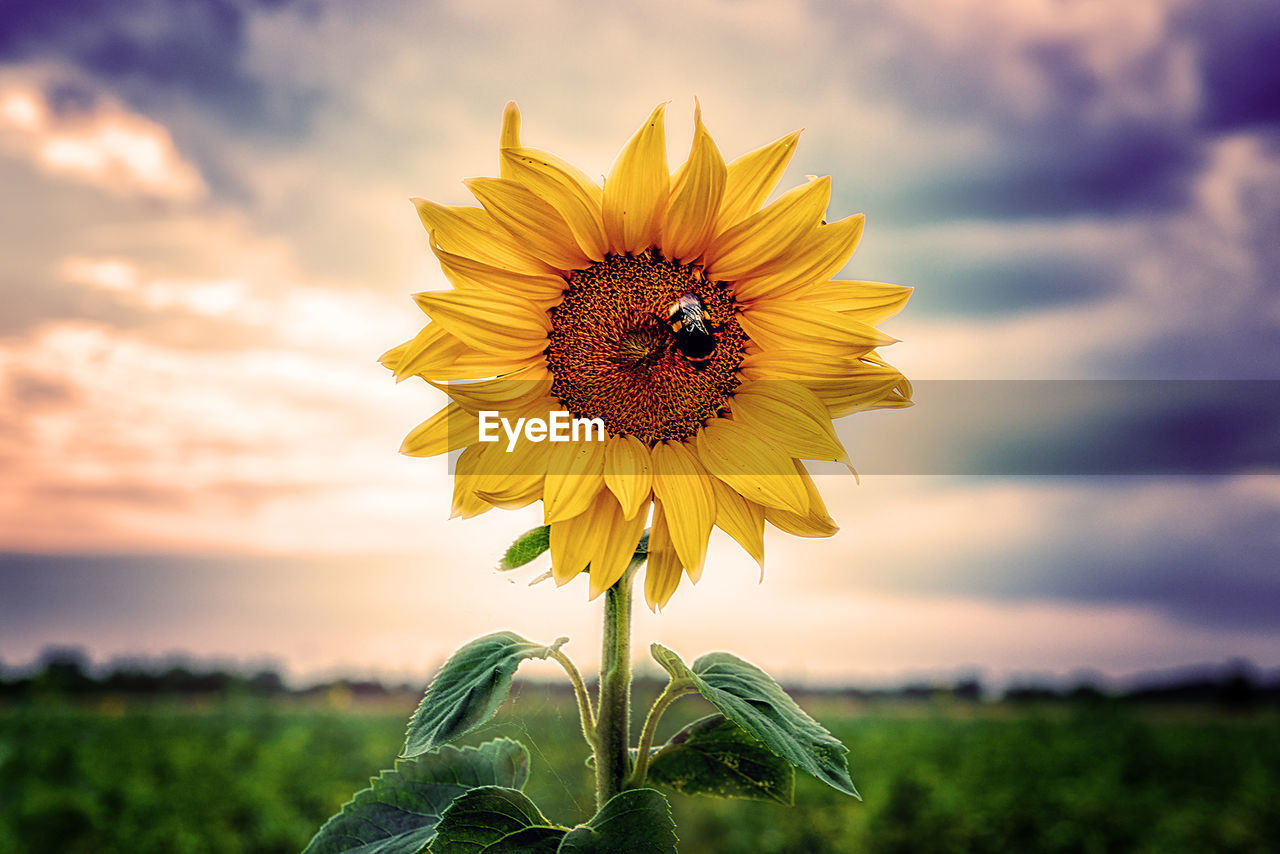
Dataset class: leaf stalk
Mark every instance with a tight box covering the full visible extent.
[550,647,597,745]
[629,679,696,788]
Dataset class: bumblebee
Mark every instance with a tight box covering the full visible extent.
[662,293,720,366]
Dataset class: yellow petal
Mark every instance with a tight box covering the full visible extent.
[433,244,566,309]
[429,365,551,415]
[603,434,653,520]
[740,348,892,383]
[381,323,447,379]
[732,214,865,302]
[644,498,684,611]
[549,499,609,586]
[738,349,902,412]
[473,432,552,505]
[765,461,839,537]
[730,379,849,464]
[400,401,479,457]
[827,376,910,418]
[662,101,726,263]
[400,336,468,379]
[602,103,669,254]
[379,341,409,373]
[850,353,915,413]
[588,495,650,598]
[542,439,606,524]
[709,478,765,574]
[413,290,549,358]
[742,348,911,419]
[501,147,608,262]
[390,326,537,383]
[413,199,552,276]
[716,129,802,231]
[476,432,552,480]
[476,474,545,509]
[476,481,543,510]
[695,419,810,514]
[866,381,914,411]
[704,177,831,281]
[738,349,842,380]
[650,440,716,582]
[428,349,544,382]
[738,300,897,358]
[796,280,914,324]
[451,444,494,519]
[464,177,590,271]
[869,392,914,411]
[498,101,521,178]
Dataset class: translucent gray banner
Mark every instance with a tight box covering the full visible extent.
[439,381,1280,476]
[831,380,1279,475]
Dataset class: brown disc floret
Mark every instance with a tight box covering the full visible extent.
[546,251,745,444]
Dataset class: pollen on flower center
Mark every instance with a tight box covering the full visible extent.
[546,251,745,444]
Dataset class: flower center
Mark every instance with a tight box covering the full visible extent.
[546,251,745,444]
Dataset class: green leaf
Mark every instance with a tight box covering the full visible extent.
[651,647,857,798]
[482,828,565,854]
[303,739,529,854]
[429,786,566,853]
[404,632,568,758]
[498,526,550,571]
[558,788,677,854]
[647,714,795,805]
[691,651,858,797]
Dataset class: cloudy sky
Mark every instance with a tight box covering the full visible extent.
[2,0,1278,687]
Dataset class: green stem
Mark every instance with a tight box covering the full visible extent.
[550,648,596,746]
[629,681,696,788]
[593,563,635,810]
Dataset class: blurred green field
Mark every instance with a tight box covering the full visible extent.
[2,688,1278,853]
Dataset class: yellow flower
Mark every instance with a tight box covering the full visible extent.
[382,102,912,610]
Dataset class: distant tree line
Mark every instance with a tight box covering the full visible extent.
[0,647,412,701]
[2,646,1276,708]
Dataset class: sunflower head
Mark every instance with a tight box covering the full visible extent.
[381,101,913,610]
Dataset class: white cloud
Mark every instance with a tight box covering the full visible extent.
[62,257,246,318]
[0,83,205,201]
[57,253,412,352]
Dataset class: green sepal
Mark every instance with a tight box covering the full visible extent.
[650,646,858,798]
[649,643,694,684]
[498,526,550,571]
[558,788,677,853]
[429,786,566,853]
[303,739,529,854]
[404,632,568,758]
[497,528,647,575]
[647,714,795,805]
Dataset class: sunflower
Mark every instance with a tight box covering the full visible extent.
[381,101,912,610]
